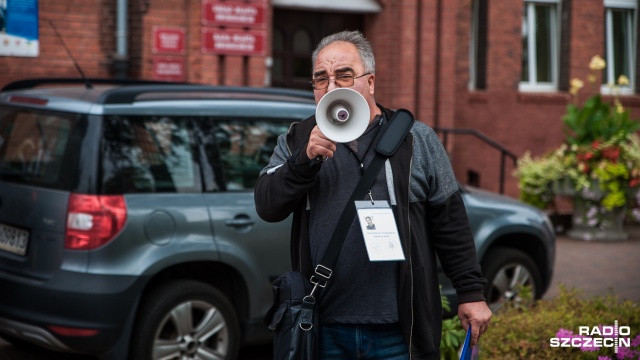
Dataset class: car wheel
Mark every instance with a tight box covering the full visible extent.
[130,280,240,360]
[481,247,542,312]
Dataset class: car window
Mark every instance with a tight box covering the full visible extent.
[210,119,290,191]
[101,116,201,194]
[0,106,78,190]
[100,115,292,193]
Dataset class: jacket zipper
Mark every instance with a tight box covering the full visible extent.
[408,135,414,359]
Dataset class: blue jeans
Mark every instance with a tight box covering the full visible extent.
[318,323,410,360]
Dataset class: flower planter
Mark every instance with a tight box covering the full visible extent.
[568,197,628,241]
[513,56,640,231]
[551,178,576,197]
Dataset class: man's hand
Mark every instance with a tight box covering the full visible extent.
[458,301,492,347]
[306,125,337,160]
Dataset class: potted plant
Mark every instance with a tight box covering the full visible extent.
[514,56,640,240]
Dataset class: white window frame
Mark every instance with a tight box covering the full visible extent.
[602,0,637,95]
[519,0,562,93]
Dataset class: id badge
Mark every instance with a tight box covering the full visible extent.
[355,200,405,262]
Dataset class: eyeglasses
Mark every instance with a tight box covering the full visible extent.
[310,73,371,90]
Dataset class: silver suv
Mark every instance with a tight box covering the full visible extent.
[0,79,555,360]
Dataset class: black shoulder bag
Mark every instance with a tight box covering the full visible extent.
[263,109,414,360]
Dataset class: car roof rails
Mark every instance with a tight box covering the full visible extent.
[1,78,181,92]
[1,78,315,104]
[96,84,315,105]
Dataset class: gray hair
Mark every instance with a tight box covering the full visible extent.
[311,30,376,74]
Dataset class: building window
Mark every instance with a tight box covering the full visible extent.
[292,29,312,80]
[520,0,561,92]
[469,0,488,90]
[603,0,637,95]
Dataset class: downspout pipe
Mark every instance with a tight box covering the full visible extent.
[433,0,442,129]
[414,0,422,119]
[112,0,129,79]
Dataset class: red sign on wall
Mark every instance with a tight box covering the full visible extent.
[153,27,186,55]
[201,28,265,56]
[153,56,186,82]
[201,0,267,28]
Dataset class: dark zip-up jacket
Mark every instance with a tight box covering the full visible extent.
[255,105,486,360]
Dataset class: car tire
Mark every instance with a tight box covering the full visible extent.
[481,247,542,312]
[129,280,240,360]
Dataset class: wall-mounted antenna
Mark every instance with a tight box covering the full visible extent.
[48,20,93,89]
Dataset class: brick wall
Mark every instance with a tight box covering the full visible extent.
[2,0,639,201]
[453,0,535,197]
[450,0,640,198]
[0,0,269,87]
[1,0,116,84]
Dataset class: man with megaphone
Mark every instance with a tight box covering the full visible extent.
[256,30,491,360]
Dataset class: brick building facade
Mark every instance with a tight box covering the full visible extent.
[1,0,639,199]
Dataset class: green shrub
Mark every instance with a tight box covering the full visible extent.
[440,287,466,360]
[480,285,640,359]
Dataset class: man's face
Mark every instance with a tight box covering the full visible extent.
[312,41,375,109]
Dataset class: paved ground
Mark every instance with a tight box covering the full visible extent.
[543,224,640,302]
[1,225,639,359]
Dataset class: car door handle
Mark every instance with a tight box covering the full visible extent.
[224,218,255,228]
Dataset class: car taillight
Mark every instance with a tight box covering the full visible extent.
[65,194,127,250]
[48,325,99,337]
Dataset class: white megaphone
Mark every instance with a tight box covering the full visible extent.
[316,88,370,143]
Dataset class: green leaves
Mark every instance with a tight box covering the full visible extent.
[562,94,640,146]
[440,316,466,360]
[516,55,640,220]
[479,287,640,359]
[440,286,466,360]
[513,151,566,209]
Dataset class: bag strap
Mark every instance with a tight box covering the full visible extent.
[308,109,414,295]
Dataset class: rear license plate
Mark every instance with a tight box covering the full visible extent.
[0,223,29,256]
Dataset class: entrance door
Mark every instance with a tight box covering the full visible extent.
[271,9,363,90]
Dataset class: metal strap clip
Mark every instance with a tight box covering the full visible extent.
[310,264,332,287]
[309,264,332,298]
